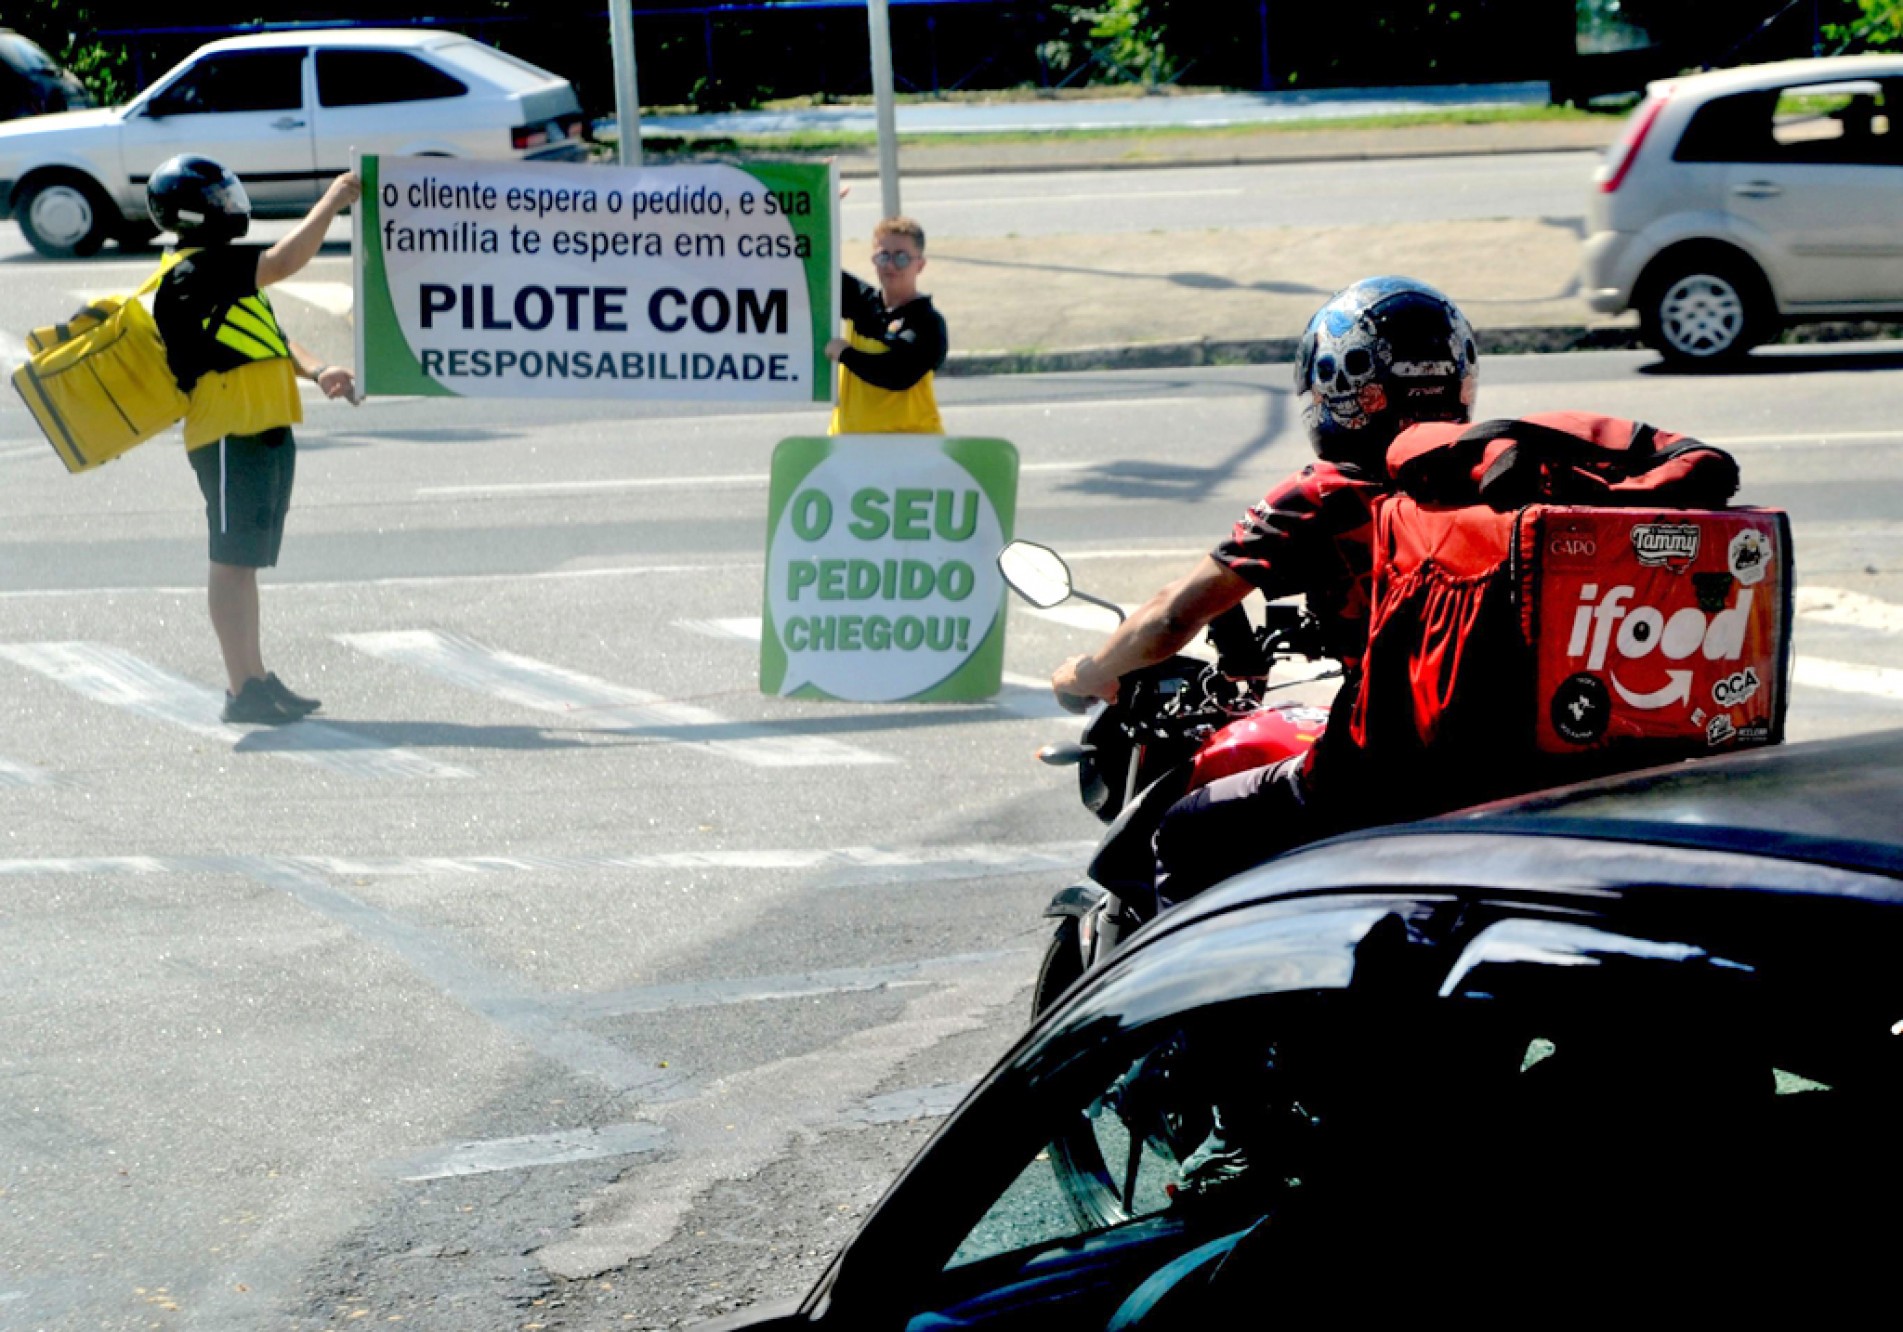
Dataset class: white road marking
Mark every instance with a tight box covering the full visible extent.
[0,755,55,787]
[415,458,1085,500]
[0,642,470,779]
[675,617,764,642]
[0,842,1095,886]
[1795,656,1903,702]
[0,562,719,602]
[672,619,1075,718]
[917,187,1245,208]
[1795,585,1903,635]
[1029,602,1124,632]
[1710,429,1903,448]
[337,628,888,767]
[377,1122,668,1183]
[271,279,355,318]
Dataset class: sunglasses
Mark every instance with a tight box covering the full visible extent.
[871,250,918,270]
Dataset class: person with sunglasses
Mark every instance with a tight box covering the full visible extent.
[826,216,947,434]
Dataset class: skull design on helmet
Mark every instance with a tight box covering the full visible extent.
[1296,277,1479,472]
[1308,312,1390,435]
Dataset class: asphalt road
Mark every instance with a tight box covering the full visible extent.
[842,150,1593,237]
[4,332,1903,1330]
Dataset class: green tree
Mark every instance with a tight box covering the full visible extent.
[1050,1,1178,87]
[1825,0,1903,49]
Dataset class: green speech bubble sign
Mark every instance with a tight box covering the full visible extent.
[762,436,1018,701]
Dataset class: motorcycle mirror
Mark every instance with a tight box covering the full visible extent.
[997,540,1074,609]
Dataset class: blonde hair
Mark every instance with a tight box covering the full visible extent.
[873,215,926,251]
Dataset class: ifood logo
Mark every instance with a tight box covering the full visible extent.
[1630,523,1701,568]
[1566,582,1755,710]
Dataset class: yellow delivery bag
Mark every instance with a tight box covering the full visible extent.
[11,251,194,473]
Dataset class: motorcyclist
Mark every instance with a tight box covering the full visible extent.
[1050,276,1479,905]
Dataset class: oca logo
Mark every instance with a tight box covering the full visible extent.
[1712,666,1761,709]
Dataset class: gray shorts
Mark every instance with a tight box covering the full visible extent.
[189,427,296,568]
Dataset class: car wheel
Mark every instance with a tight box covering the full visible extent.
[1639,257,1768,365]
[18,176,115,258]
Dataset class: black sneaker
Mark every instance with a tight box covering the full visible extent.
[262,672,321,716]
[221,676,303,726]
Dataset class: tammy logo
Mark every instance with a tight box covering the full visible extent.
[1630,522,1701,568]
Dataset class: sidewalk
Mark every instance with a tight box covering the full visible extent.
[651,115,1639,370]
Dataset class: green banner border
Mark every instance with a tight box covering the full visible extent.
[360,156,449,397]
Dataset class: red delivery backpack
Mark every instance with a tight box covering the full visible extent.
[1346,412,1793,811]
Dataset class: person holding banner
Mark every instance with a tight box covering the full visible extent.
[826,216,947,435]
[148,155,363,726]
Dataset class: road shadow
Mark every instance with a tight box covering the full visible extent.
[300,426,534,451]
[1047,376,1292,503]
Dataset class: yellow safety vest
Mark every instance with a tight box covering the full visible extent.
[182,289,302,450]
[828,317,943,436]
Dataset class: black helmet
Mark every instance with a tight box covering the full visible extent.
[1295,277,1478,472]
[146,154,251,242]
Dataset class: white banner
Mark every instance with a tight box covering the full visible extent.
[355,155,837,403]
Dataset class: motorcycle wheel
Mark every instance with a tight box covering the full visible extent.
[1031,916,1086,1019]
[1034,917,1210,1231]
[1034,918,1125,1228]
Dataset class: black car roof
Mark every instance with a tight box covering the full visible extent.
[1175,730,1903,929]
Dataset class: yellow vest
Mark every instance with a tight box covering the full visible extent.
[828,316,943,435]
[182,290,302,450]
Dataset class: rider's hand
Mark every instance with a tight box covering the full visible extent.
[1053,654,1116,713]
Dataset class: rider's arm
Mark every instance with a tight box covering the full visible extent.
[1052,556,1255,706]
[256,172,360,288]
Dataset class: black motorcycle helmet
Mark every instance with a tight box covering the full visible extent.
[1295,277,1478,474]
[146,154,251,243]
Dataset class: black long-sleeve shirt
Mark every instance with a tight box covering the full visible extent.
[838,272,948,391]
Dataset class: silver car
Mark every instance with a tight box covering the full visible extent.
[1582,54,1903,364]
[0,27,587,258]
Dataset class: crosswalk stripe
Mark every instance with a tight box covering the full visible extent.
[1794,656,1903,702]
[0,842,1096,884]
[0,642,471,780]
[337,629,889,767]
[674,618,1075,718]
[0,755,55,787]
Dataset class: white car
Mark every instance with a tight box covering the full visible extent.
[0,27,587,258]
[1582,54,1903,364]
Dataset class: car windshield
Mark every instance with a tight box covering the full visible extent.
[0,33,59,74]
[905,906,1903,1328]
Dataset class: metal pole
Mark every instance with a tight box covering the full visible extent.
[609,2,643,168]
[867,0,901,218]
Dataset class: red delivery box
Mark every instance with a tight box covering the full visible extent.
[1518,507,1792,756]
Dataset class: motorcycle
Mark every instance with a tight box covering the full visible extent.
[999,539,1338,1226]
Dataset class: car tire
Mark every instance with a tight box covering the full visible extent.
[17,175,116,258]
[1638,254,1770,366]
